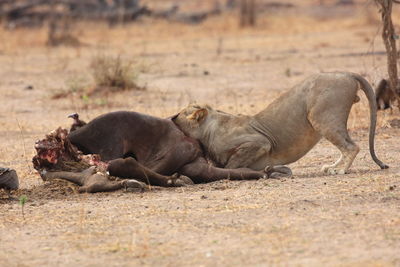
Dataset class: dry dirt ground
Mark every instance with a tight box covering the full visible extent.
[1,3,400,266]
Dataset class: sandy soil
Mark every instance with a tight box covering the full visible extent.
[0,3,400,266]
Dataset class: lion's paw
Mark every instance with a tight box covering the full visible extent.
[265,165,292,179]
[322,166,346,175]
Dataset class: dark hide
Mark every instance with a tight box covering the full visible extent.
[37,111,291,193]
[68,111,291,186]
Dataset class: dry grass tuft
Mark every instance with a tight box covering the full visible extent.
[89,54,145,94]
[51,54,146,108]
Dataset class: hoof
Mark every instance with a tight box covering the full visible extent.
[123,179,146,192]
[167,178,184,187]
[176,175,194,186]
[40,169,49,181]
[167,174,194,187]
[123,179,146,189]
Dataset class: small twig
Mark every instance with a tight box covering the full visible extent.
[15,117,33,174]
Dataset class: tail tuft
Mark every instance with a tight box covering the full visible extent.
[380,164,389,169]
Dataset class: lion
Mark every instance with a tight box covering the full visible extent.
[172,72,389,175]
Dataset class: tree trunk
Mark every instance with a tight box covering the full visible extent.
[375,0,400,108]
[240,0,256,27]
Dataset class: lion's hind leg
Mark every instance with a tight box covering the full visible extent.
[225,141,271,169]
[321,154,343,174]
[308,89,359,175]
[319,129,360,175]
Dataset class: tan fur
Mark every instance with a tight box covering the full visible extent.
[173,72,388,174]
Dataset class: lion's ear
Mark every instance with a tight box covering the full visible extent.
[186,108,208,122]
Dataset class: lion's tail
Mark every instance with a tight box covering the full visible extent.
[350,73,389,169]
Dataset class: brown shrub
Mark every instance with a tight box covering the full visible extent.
[89,55,144,93]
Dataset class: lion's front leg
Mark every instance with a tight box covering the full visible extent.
[225,142,271,169]
[265,165,292,179]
